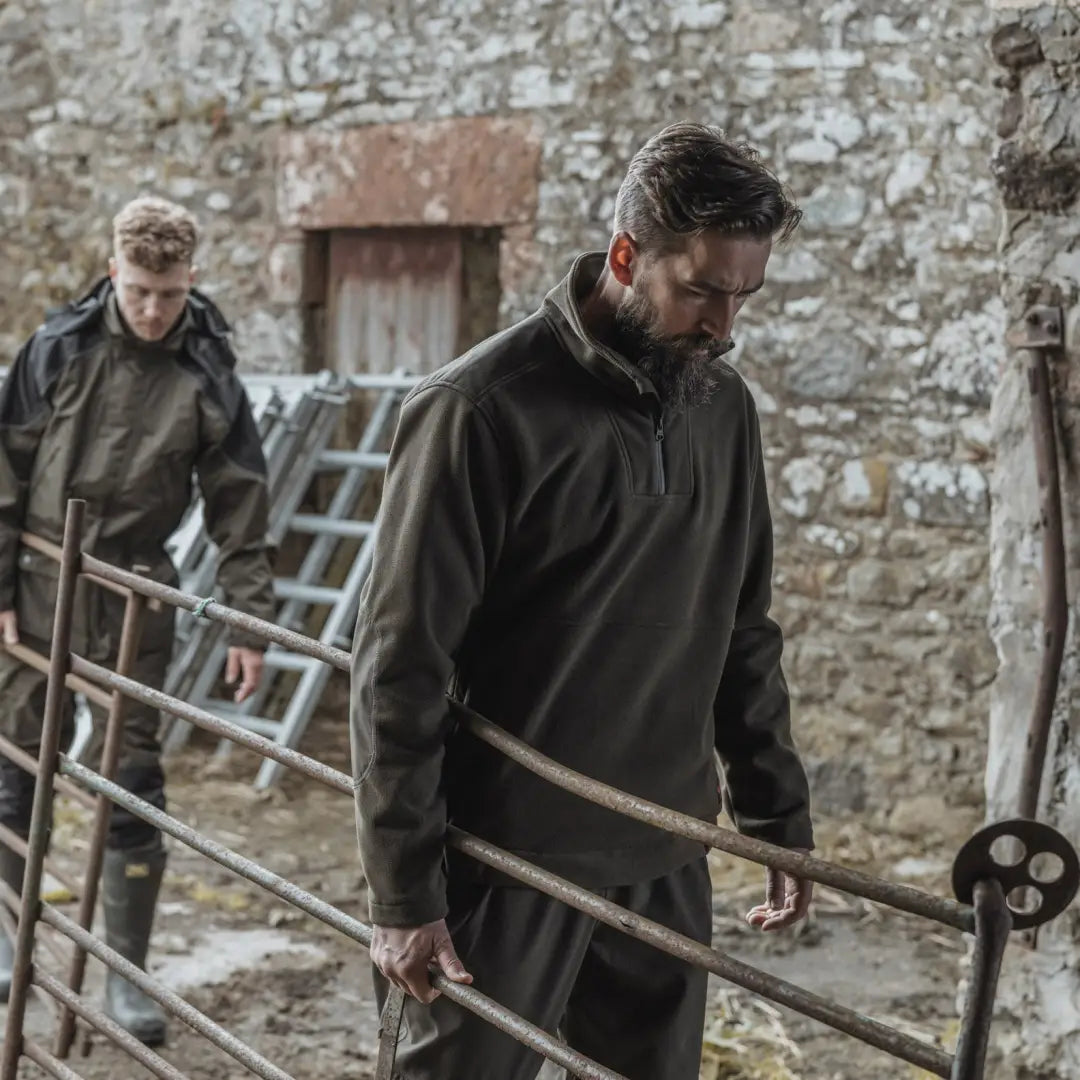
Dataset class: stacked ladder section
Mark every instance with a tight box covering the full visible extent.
[162,372,351,749]
[164,372,418,789]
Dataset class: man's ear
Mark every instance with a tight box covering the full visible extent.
[189,264,198,286]
[608,233,638,288]
[108,256,118,282]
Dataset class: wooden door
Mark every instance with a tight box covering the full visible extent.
[326,229,463,377]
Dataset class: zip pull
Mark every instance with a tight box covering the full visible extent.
[653,412,667,495]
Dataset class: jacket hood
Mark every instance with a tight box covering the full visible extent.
[43,278,236,369]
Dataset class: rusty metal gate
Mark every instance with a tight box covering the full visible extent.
[0,499,1077,1080]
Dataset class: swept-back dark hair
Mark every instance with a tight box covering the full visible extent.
[613,122,802,253]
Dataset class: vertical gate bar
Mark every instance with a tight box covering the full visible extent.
[0,499,85,1080]
[54,579,148,1058]
[1018,337,1067,822]
[951,879,1013,1080]
[375,986,406,1080]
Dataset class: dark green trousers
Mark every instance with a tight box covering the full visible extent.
[374,857,712,1080]
[0,634,170,850]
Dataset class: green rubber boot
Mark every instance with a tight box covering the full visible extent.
[102,843,167,1046]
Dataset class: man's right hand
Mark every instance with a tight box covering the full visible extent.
[371,919,473,1004]
[0,611,18,647]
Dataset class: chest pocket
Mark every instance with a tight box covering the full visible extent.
[112,364,202,525]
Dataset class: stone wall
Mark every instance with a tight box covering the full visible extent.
[986,4,1080,1076]
[1,1,1002,848]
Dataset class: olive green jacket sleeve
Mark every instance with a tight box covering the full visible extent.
[0,333,56,610]
[350,384,507,928]
[713,402,814,851]
[196,384,276,649]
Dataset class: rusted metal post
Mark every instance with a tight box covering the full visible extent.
[375,986,406,1080]
[951,879,1013,1080]
[55,578,148,1058]
[0,499,84,1080]
[1009,305,1068,822]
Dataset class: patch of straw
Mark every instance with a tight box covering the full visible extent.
[700,988,802,1080]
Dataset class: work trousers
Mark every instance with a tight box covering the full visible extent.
[374,856,712,1080]
[0,633,168,851]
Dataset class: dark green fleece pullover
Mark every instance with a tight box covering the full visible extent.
[351,253,813,928]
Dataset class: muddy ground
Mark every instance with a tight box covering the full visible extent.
[5,700,996,1080]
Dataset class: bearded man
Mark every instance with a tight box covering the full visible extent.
[0,196,274,1045]
[350,123,815,1080]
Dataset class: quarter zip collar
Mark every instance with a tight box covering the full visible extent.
[541,252,663,414]
[541,252,737,419]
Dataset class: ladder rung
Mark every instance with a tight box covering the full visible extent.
[273,580,346,605]
[198,703,283,738]
[289,515,375,540]
[261,651,318,673]
[316,450,390,471]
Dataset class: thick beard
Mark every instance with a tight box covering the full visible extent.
[613,288,731,412]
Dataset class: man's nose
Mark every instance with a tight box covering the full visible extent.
[702,297,737,341]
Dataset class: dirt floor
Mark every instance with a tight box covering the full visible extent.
[4,700,992,1080]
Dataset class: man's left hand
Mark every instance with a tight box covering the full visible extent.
[225,647,264,703]
[746,849,813,932]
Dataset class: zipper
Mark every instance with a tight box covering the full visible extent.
[653,412,667,495]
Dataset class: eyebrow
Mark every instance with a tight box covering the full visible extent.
[128,284,186,295]
[685,278,766,295]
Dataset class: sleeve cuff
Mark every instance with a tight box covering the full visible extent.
[225,628,268,651]
[368,895,448,929]
[736,814,815,852]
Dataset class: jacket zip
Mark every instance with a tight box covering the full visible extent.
[653,412,667,495]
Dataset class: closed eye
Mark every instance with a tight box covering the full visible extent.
[684,281,764,300]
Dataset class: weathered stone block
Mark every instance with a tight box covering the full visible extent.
[839,459,890,516]
[801,184,868,229]
[779,457,828,520]
[991,141,1080,212]
[845,559,927,607]
[784,333,870,400]
[806,758,868,814]
[266,236,306,305]
[800,524,862,558]
[895,461,990,525]
[888,794,950,838]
